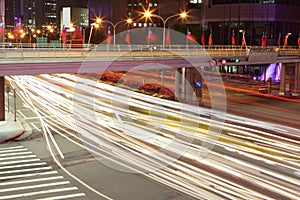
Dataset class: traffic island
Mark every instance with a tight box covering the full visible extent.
[0,112,24,143]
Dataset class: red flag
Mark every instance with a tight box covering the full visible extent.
[107,27,112,45]
[187,28,196,41]
[241,34,246,47]
[73,27,83,39]
[147,28,158,44]
[165,28,171,45]
[208,30,213,46]
[201,32,205,45]
[277,33,281,46]
[283,38,287,46]
[231,30,236,45]
[298,35,300,47]
[261,32,267,46]
[283,33,291,46]
[125,30,131,45]
[61,26,67,43]
[0,23,3,37]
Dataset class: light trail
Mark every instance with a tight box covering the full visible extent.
[7,74,300,200]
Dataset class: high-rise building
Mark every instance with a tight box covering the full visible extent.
[56,0,88,29]
[88,0,186,32]
[5,0,57,30]
[60,7,88,28]
[189,0,300,45]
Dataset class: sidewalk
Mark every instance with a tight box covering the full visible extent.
[0,112,24,143]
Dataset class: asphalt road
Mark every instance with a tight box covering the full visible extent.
[1,73,300,200]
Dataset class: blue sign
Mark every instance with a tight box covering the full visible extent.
[195,81,202,89]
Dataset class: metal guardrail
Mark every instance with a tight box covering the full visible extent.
[0,43,299,62]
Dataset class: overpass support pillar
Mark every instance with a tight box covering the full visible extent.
[292,63,300,96]
[279,63,299,96]
[0,76,4,121]
[175,67,202,105]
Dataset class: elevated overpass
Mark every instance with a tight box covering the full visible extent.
[1,45,300,76]
[0,44,299,120]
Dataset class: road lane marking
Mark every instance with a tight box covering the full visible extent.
[36,193,86,200]
[0,176,64,186]
[0,162,47,170]
[0,171,58,180]
[0,148,29,154]
[0,158,41,166]
[0,151,32,157]
[0,187,78,199]
[0,146,24,151]
[17,110,26,118]
[0,166,52,175]
[0,155,36,161]
[31,122,41,131]
[0,181,70,193]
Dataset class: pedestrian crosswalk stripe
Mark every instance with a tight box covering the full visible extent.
[0,151,32,157]
[0,155,36,161]
[0,162,47,170]
[36,193,86,200]
[0,171,58,180]
[0,146,24,151]
[0,166,52,175]
[0,144,87,199]
[0,148,29,154]
[0,187,79,199]
[0,158,41,166]
[0,176,64,186]
[0,181,70,193]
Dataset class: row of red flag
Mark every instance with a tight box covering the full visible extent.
[60,25,300,47]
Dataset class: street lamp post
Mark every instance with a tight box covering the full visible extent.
[87,23,99,46]
[143,11,187,49]
[97,18,133,46]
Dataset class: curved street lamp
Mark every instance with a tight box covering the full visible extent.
[87,23,100,46]
[96,17,133,46]
[143,10,188,49]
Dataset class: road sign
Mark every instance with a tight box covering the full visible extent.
[195,81,202,89]
[210,59,217,67]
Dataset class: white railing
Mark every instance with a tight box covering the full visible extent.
[0,43,299,63]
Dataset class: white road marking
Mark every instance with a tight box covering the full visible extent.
[0,158,41,166]
[0,162,47,170]
[0,166,52,175]
[17,110,26,118]
[0,176,64,186]
[0,151,32,157]
[0,171,58,181]
[0,148,29,154]
[0,181,70,193]
[0,146,24,151]
[36,193,86,200]
[31,122,42,131]
[0,155,36,161]
[0,187,79,199]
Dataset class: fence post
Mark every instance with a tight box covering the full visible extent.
[13,89,16,121]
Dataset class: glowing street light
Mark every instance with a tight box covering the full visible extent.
[97,17,133,46]
[88,21,101,46]
[143,10,188,49]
